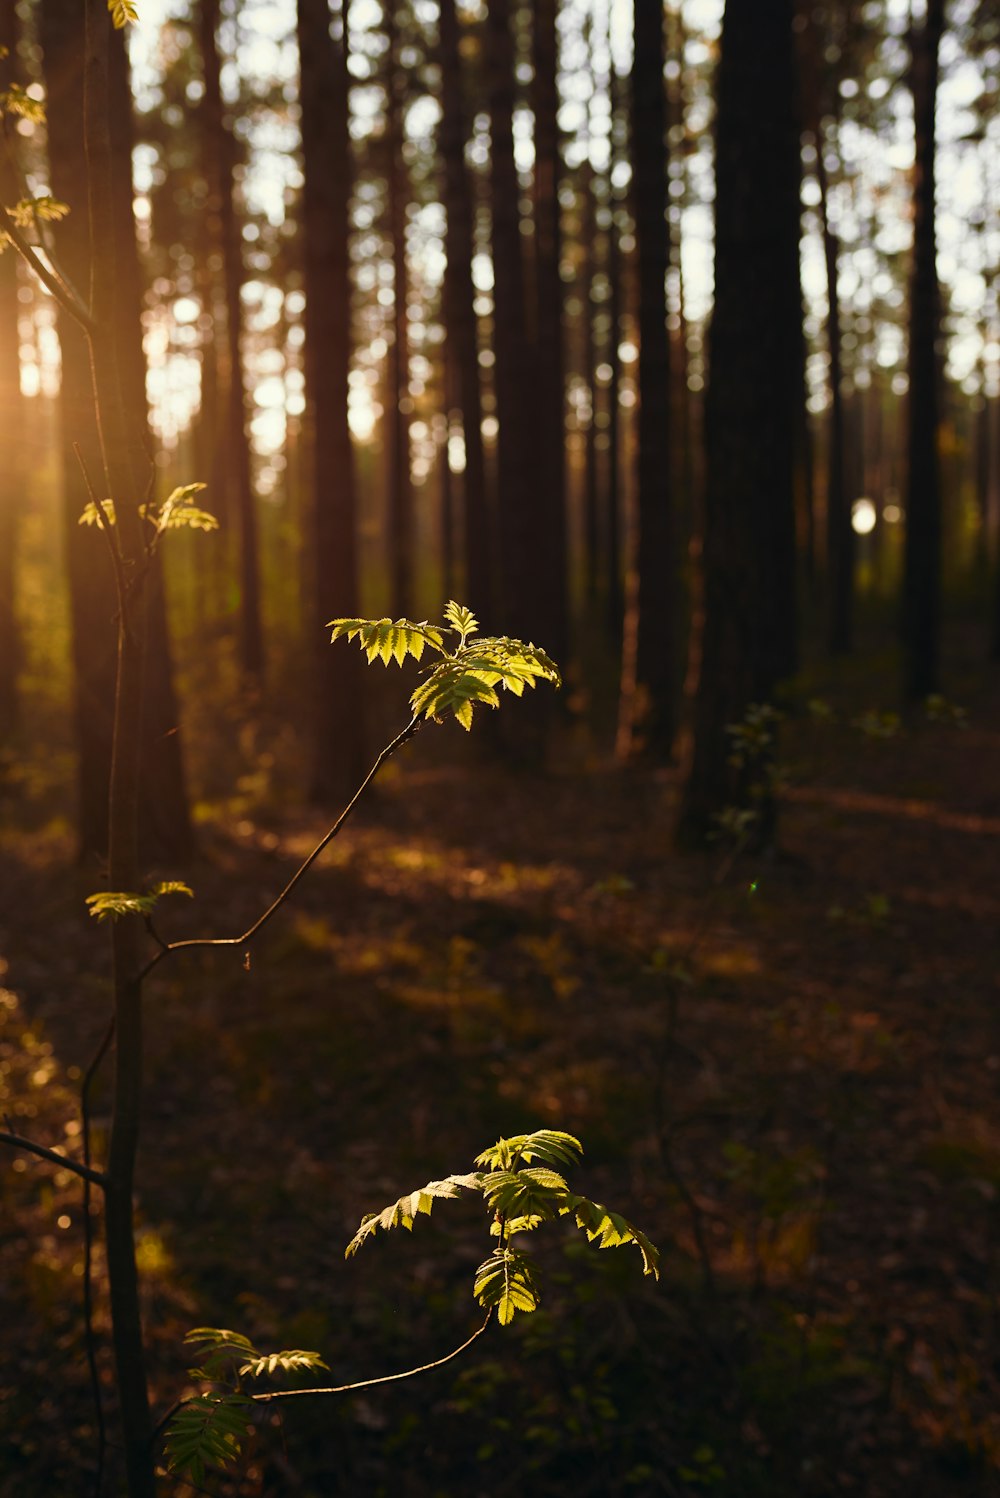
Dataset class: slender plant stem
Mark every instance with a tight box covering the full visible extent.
[0,199,95,329]
[0,1128,106,1185]
[149,1312,493,1455]
[137,715,422,982]
[82,1015,116,1498]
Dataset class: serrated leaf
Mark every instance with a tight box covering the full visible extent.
[79,498,116,528]
[7,195,69,229]
[444,600,479,642]
[328,616,446,666]
[559,1195,661,1280]
[238,1349,329,1379]
[409,662,500,729]
[163,1393,252,1483]
[85,890,158,922]
[0,84,45,122]
[345,1174,482,1258]
[108,0,138,27]
[473,1249,540,1325]
[152,880,194,900]
[481,1166,570,1221]
[142,483,218,534]
[475,1130,583,1172]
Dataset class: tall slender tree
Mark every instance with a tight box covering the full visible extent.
[385,0,414,616]
[438,0,489,615]
[902,0,946,699]
[297,0,366,800]
[629,0,674,757]
[530,0,568,669]
[201,0,264,681]
[679,0,800,842]
[0,0,22,732]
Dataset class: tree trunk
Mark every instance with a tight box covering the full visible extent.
[679,0,800,843]
[530,0,568,669]
[630,0,674,757]
[296,0,366,800]
[902,0,945,700]
[817,127,852,652]
[0,0,22,733]
[438,0,490,616]
[201,0,264,681]
[385,1,414,616]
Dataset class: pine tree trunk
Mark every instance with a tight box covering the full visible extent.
[902,0,945,700]
[0,0,21,733]
[201,0,264,681]
[679,0,799,843]
[531,0,568,669]
[385,2,414,616]
[818,136,852,653]
[297,0,366,800]
[438,0,490,617]
[630,0,674,757]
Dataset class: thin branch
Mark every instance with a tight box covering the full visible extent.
[74,442,126,584]
[137,715,423,983]
[82,1015,116,1497]
[251,1311,494,1403]
[0,199,95,331]
[0,1127,107,1186]
[2,119,91,313]
[148,1312,493,1457]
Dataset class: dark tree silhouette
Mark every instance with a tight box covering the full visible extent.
[679,0,801,842]
[0,0,21,731]
[296,0,366,800]
[385,0,415,617]
[902,0,946,699]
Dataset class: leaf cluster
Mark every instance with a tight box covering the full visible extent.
[164,1328,328,1482]
[329,601,561,731]
[79,483,217,536]
[85,881,193,923]
[346,1129,659,1327]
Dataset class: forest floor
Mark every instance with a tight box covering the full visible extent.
[1,637,998,1497]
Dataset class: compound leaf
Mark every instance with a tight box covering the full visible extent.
[560,1195,661,1280]
[328,616,446,666]
[475,1130,582,1172]
[473,1249,541,1325]
[79,498,116,528]
[164,1394,252,1485]
[443,600,479,642]
[238,1349,329,1379]
[345,1173,482,1258]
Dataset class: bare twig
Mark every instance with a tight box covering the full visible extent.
[137,715,423,983]
[0,1126,107,1186]
[252,1311,494,1402]
[82,1015,116,1498]
[0,199,95,330]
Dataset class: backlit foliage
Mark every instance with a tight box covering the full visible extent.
[329,601,561,730]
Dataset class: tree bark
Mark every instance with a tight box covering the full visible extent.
[0,0,22,732]
[902,0,946,700]
[201,0,264,681]
[630,0,674,757]
[385,1,414,616]
[679,0,800,843]
[438,0,490,617]
[297,0,366,800]
[530,0,568,669]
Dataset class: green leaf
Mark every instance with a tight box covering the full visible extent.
[79,498,116,528]
[152,880,194,900]
[481,1166,570,1221]
[108,0,138,27]
[328,616,447,666]
[559,1195,661,1280]
[142,483,218,534]
[6,195,69,229]
[345,1174,482,1258]
[474,1130,583,1172]
[444,600,479,643]
[163,1394,252,1484]
[410,638,561,731]
[85,890,158,922]
[410,661,500,730]
[85,881,193,922]
[473,1248,541,1325]
[238,1348,329,1379]
[0,84,45,123]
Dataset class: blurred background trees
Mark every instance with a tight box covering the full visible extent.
[1,0,998,851]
